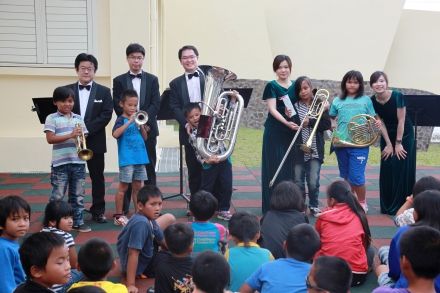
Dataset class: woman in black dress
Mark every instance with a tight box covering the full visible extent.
[370,71,415,215]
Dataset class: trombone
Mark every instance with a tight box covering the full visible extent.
[269,89,329,187]
[75,122,93,161]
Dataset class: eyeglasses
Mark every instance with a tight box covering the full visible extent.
[306,276,332,292]
[128,56,144,61]
[79,67,95,72]
[181,55,197,60]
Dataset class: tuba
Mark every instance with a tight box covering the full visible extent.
[331,105,380,147]
[195,66,244,162]
[74,122,93,161]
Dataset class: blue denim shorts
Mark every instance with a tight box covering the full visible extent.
[119,164,148,183]
[377,272,396,287]
[335,147,369,185]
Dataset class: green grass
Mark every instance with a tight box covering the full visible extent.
[167,122,440,167]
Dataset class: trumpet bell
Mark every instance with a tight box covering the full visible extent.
[78,149,93,161]
[135,110,148,125]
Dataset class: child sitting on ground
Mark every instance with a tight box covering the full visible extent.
[112,89,149,226]
[373,226,440,293]
[188,190,229,257]
[258,181,309,259]
[16,232,70,293]
[307,256,352,293]
[192,250,231,293]
[240,223,320,293]
[394,176,440,227]
[68,237,127,292]
[226,211,274,292]
[116,185,175,293]
[41,200,83,293]
[154,222,194,293]
[185,102,234,220]
[314,180,374,286]
[0,195,30,293]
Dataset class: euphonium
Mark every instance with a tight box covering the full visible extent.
[195,66,244,161]
[299,89,330,154]
[134,110,148,129]
[74,122,93,161]
[269,89,329,187]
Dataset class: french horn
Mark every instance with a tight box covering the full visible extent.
[331,114,380,147]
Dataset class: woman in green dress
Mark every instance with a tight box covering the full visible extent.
[261,55,299,214]
[370,71,415,215]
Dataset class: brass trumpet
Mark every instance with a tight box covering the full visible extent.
[269,89,329,188]
[75,122,93,161]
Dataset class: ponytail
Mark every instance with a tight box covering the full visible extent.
[327,181,372,248]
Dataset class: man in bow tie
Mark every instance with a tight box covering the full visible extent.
[169,45,205,196]
[112,43,160,216]
[67,53,113,225]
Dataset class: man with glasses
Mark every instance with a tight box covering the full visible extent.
[169,45,205,196]
[112,43,160,217]
[306,256,352,293]
[67,53,113,226]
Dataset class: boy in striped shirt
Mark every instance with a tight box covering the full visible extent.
[44,86,91,233]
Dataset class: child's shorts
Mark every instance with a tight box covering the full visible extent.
[335,147,369,186]
[377,272,396,287]
[119,164,148,183]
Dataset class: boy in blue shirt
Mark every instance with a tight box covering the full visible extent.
[112,89,149,226]
[240,223,320,293]
[44,86,90,232]
[0,195,30,292]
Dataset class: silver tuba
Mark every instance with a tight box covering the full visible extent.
[195,66,244,161]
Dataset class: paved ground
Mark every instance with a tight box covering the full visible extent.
[1,165,439,292]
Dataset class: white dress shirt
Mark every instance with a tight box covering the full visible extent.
[130,70,142,111]
[78,81,93,118]
[185,71,202,102]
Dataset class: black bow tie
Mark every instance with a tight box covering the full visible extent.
[188,72,199,79]
[130,73,142,80]
[79,84,91,91]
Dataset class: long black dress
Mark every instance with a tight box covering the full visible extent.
[371,90,415,215]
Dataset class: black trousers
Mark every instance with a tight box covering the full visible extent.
[123,136,157,213]
[87,153,106,217]
[200,160,232,211]
[184,144,203,196]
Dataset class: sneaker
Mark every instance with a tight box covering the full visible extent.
[217,210,232,221]
[114,215,129,226]
[361,203,368,214]
[147,286,155,293]
[93,214,107,223]
[309,206,322,217]
[72,224,91,233]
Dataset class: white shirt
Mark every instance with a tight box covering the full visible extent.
[130,70,142,111]
[185,71,202,102]
[78,81,93,118]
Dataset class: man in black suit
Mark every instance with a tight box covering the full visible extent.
[113,43,160,214]
[169,45,205,196]
[68,53,113,223]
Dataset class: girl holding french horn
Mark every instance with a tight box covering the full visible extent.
[329,70,381,213]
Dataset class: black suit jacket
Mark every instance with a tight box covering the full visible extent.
[112,71,160,137]
[169,68,205,144]
[68,82,113,153]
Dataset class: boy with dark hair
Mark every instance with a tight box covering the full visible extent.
[373,226,440,293]
[240,223,320,293]
[184,102,235,220]
[16,232,70,293]
[192,250,230,293]
[117,185,175,293]
[306,256,352,293]
[113,43,160,214]
[67,53,113,224]
[44,86,90,232]
[68,237,127,292]
[154,222,195,293]
[112,89,149,226]
[225,211,274,292]
[188,190,229,257]
[0,195,30,292]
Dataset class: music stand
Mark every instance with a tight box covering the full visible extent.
[405,95,440,182]
[32,97,57,124]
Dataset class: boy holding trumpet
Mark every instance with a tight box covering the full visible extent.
[44,86,91,232]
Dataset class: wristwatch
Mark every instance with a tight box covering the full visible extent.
[396,139,402,144]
